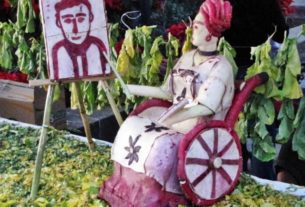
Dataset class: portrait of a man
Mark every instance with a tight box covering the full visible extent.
[41,0,111,80]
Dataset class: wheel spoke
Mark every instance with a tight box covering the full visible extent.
[186,158,209,166]
[213,129,218,154]
[222,159,240,165]
[217,167,233,185]
[211,170,216,198]
[217,139,234,157]
[197,135,212,156]
[191,168,211,187]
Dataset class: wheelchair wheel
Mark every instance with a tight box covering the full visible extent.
[178,122,242,206]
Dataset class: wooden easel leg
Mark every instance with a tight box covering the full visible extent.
[30,85,55,200]
[99,80,123,126]
[74,82,95,151]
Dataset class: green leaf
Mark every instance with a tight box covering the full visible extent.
[150,36,165,54]
[182,26,193,54]
[70,83,79,109]
[293,97,305,128]
[235,113,247,144]
[88,186,99,195]
[25,18,35,33]
[249,96,260,116]
[254,122,269,140]
[53,85,61,102]
[134,26,154,47]
[117,49,131,75]
[141,25,155,36]
[274,37,303,99]
[0,200,17,207]
[218,37,238,77]
[170,36,180,57]
[276,116,294,144]
[286,39,301,77]
[284,99,295,120]
[34,197,49,207]
[258,98,275,125]
[146,36,165,84]
[164,34,180,81]
[123,30,135,58]
[276,99,295,144]
[277,100,286,120]
[109,23,119,48]
[16,0,26,29]
[282,67,303,99]
[245,63,259,80]
[283,70,303,99]
[246,38,283,98]
[274,35,288,69]
[83,82,96,114]
[252,135,276,161]
[146,52,163,84]
[292,118,305,160]
[1,50,13,69]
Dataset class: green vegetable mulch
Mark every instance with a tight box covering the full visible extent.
[0,123,112,207]
[0,123,304,207]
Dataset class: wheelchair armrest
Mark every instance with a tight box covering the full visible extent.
[129,98,172,116]
[257,72,269,85]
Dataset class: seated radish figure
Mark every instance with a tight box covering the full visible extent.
[100,0,234,206]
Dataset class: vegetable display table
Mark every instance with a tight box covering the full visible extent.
[0,118,304,207]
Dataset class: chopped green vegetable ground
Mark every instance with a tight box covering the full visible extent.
[0,124,112,207]
[211,174,305,207]
[0,123,304,207]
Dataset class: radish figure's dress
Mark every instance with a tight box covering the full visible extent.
[99,51,234,207]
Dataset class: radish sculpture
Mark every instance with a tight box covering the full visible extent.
[99,0,244,206]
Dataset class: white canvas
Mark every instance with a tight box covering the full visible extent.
[41,0,111,80]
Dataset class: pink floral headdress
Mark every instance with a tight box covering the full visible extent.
[200,0,233,37]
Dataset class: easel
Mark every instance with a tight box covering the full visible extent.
[29,52,130,199]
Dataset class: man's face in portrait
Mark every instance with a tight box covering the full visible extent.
[59,3,91,44]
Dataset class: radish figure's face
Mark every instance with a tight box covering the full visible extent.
[192,13,209,47]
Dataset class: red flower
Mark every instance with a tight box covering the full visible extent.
[105,0,123,11]
[279,0,295,16]
[166,22,187,42]
[1,0,11,11]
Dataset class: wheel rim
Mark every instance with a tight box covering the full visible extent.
[182,127,242,205]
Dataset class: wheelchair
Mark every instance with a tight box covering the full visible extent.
[127,72,269,206]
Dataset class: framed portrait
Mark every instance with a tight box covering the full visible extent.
[40,0,111,80]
